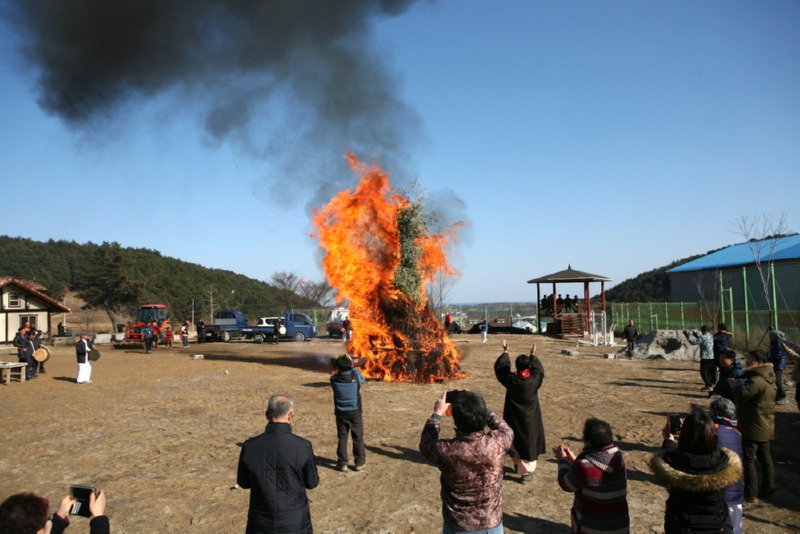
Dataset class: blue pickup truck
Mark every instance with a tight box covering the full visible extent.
[204,311,318,343]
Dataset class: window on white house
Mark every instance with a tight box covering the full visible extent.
[8,292,21,308]
[20,315,37,330]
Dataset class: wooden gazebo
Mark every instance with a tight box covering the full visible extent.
[527,265,611,336]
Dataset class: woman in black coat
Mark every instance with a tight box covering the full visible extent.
[494,340,545,483]
[650,412,742,533]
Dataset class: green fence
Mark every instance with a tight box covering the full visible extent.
[302,304,540,334]
[609,302,800,352]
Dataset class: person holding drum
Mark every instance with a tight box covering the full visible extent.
[30,329,47,374]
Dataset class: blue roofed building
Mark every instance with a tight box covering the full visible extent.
[666,234,800,313]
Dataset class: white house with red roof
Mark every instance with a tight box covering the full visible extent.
[0,277,71,343]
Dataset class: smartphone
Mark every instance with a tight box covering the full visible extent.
[69,485,96,517]
[445,390,467,417]
[669,415,683,435]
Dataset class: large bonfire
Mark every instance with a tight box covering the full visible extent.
[311,155,465,383]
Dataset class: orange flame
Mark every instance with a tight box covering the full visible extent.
[311,154,465,383]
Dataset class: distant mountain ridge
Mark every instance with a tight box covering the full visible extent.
[0,235,313,322]
[604,248,724,302]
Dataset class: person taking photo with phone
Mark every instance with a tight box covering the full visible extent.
[0,488,109,534]
[419,390,512,534]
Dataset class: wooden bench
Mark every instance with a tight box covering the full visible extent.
[0,361,28,384]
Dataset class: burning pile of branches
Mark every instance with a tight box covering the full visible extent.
[312,154,464,383]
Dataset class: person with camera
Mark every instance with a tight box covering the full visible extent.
[419,390,512,534]
[330,354,366,472]
[728,350,777,502]
[650,412,742,533]
[494,339,545,483]
[237,394,319,533]
[0,489,109,534]
[553,418,630,533]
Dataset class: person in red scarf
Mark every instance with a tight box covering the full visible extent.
[494,339,546,483]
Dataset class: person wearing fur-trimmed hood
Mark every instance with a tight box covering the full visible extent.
[650,412,743,534]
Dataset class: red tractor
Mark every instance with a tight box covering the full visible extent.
[123,304,172,344]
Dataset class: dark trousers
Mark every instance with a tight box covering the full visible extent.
[25,355,37,379]
[336,413,365,466]
[626,340,634,354]
[742,439,774,498]
[144,336,153,353]
[774,368,786,400]
[700,359,716,387]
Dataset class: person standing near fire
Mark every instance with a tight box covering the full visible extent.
[330,354,366,471]
[341,316,352,344]
[494,339,546,483]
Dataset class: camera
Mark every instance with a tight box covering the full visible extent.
[69,485,96,517]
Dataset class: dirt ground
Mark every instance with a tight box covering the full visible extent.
[2,333,798,533]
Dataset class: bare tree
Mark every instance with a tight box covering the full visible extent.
[689,269,721,329]
[270,271,302,310]
[270,271,302,293]
[426,269,458,313]
[299,279,337,307]
[732,213,789,328]
[203,284,217,322]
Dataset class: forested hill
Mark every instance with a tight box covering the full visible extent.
[605,250,720,302]
[0,236,314,322]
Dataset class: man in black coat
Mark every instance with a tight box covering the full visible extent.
[622,320,638,356]
[237,394,319,533]
[12,327,27,363]
[495,340,545,483]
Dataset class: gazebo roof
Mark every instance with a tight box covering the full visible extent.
[526,264,612,284]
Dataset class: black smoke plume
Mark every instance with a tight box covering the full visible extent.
[4,0,428,200]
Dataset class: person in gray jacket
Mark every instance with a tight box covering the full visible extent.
[686,325,715,391]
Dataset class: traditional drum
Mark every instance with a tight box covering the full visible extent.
[89,347,101,361]
[33,346,51,363]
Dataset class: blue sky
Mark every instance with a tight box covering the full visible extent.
[1,1,798,303]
